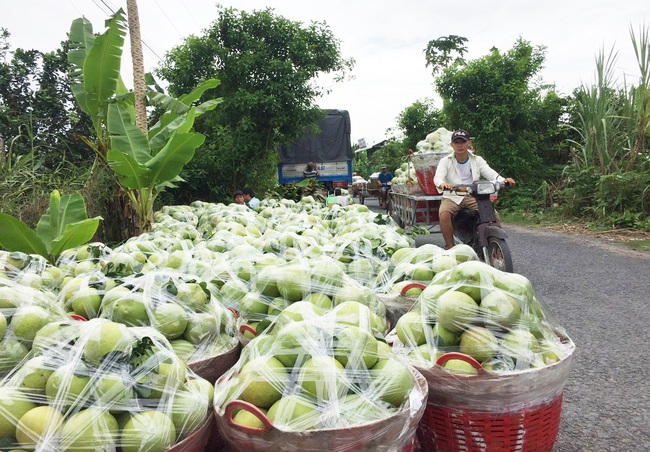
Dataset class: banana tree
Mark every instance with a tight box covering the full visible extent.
[0,190,102,265]
[68,9,222,233]
[106,78,222,231]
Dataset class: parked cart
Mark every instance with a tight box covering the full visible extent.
[389,191,443,230]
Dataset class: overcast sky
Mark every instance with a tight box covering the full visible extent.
[2,1,648,146]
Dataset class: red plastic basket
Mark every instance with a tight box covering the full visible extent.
[410,152,449,195]
[414,344,574,452]
[417,394,563,451]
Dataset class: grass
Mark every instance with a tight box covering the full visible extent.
[500,210,650,254]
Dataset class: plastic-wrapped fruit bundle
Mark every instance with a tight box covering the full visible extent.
[55,243,113,279]
[0,318,215,451]
[214,316,427,451]
[373,244,478,329]
[96,270,239,382]
[0,251,60,290]
[239,256,389,341]
[390,260,574,374]
[0,278,68,377]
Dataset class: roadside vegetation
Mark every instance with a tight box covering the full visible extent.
[0,9,648,247]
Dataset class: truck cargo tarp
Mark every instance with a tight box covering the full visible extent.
[278,109,352,164]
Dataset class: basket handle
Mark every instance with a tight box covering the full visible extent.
[228,307,238,319]
[436,352,484,371]
[400,282,427,296]
[239,323,257,337]
[225,400,274,434]
[70,314,87,321]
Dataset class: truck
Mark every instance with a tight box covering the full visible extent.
[277,109,353,188]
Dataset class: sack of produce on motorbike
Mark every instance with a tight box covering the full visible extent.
[214,313,427,451]
[390,260,573,375]
[0,318,215,451]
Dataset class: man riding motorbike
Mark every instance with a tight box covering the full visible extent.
[378,165,393,207]
[433,129,516,249]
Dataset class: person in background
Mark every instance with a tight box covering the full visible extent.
[377,165,393,207]
[325,190,339,207]
[303,162,319,179]
[433,129,516,249]
[233,190,245,205]
[335,188,349,206]
[242,188,260,209]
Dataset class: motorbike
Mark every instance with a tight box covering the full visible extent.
[451,180,513,272]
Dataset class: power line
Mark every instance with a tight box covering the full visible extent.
[88,0,163,65]
[178,0,202,29]
[153,0,184,39]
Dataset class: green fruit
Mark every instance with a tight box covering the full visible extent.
[431,323,459,347]
[45,365,91,410]
[267,394,320,430]
[120,410,176,452]
[274,301,322,329]
[60,408,118,452]
[480,290,521,328]
[239,356,289,409]
[68,286,102,319]
[15,356,54,395]
[238,292,269,319]
[170,339,196,362]
[0,311,6,340]
[82,319,134,367]
[297,355,347,401]
[189,377,214,405]
[10,306,52,344]
[176,283,210,312]
[395,311,429,346]
[111,292,149,327]
[303,292,333,310]
[0,387,37,439]
[183,312,218,345]
[15,406,64,449]
[369,358,414,407]
[152,303,188,339]
[443,359,478,375]
[170,389,208,436]
[436,290,479,333]
[232,408,267,429]
[93,372,135,410]
[0,339,29,374]
[277,264,310,301]
[0,286,20,309]
[459,326,499,362]
[334,325,379,369]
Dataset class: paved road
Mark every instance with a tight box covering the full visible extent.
[365,198,650,451]
[506,225,650,452]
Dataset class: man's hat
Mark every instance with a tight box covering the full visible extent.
[382,165,387,169]
[451,130,471,142]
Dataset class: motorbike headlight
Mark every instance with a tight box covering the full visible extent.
[476,182,497,195]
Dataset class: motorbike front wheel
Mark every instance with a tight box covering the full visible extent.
[485,237,513,273]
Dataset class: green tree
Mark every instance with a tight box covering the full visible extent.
[156,6,354,202]
[425,35,468,77]
[436,38,564,183]
[0,31,92,167]
[393,98,443,152]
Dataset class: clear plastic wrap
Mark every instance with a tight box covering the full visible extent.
[96,270,239,380]
[0,318,215,451]
[214,315,427,451]
[0,278,68,378]
[389,260,575,408]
